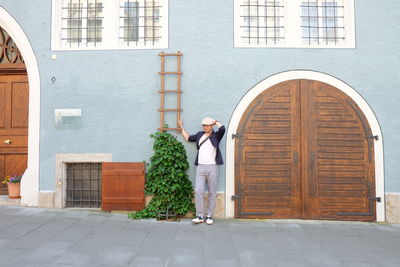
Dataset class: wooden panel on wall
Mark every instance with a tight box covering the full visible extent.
[101,162,145,211]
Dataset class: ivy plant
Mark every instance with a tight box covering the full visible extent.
[128,130,195,219]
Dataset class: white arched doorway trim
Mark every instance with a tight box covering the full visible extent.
[226,70,385,221]
[0,7,40,206]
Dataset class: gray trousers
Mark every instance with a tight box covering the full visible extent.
[195,164,219,217]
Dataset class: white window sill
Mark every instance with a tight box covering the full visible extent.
[234,44,356,49]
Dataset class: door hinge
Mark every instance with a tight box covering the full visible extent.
[232,133,239,139]
[366,135,379,141]
[231,195,241,200]
[370,197,381,202]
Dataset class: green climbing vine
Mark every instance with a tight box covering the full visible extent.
[128,130,195,219]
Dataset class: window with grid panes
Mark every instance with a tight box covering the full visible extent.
[234,0,355,48]
[51,0,168,50]
[66,163,102,208]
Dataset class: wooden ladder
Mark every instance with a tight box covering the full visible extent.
[158,51,182,132]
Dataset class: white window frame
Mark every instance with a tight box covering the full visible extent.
[234,0,355,48]
[51,0,168,50]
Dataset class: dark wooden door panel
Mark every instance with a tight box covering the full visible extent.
[235,80,301,218]
[0,82,6,128]
[5,154,27,175]
[304,81,375,221]
[235,79,375,221]
[11,81,29,128]
[0,154,26,193]
[0,155,5,194]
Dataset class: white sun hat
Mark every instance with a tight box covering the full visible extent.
[201,117,214,125]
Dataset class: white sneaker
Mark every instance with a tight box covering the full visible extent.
[192,216,205,224]
[206,216,213,225]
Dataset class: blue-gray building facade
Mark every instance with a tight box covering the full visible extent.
[0,0,399,222]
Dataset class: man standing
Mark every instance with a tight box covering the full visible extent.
[178,117,225,225]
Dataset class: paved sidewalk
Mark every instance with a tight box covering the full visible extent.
[0,205,399,267]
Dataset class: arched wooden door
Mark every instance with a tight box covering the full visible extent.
[234,80,376,221]
[0,26,28,195]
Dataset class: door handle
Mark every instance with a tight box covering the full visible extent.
[3,140,12,145]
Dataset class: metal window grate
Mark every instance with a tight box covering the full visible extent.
[239,0,285,45]
[119,0,162,47]
[301,0,345,45]
[61,0,104,47]
[0,26,24,64]
[66,163,102,208]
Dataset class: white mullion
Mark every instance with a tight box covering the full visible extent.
[138,0,145,45]
[118,0,125,47]
[286,0,301,47]
[318,0,323,43]
[102,0,119,48]
[114,0,122,48]
[81,0,88,46]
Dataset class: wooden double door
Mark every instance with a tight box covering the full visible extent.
[235,80,376,221]
[0,72,29,194]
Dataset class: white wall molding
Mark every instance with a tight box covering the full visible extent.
[0,7,41,207]
[54,154,112,209]
[225,70,385,221]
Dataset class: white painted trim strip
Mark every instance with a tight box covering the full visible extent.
[0,7,41,207]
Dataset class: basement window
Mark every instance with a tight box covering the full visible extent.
[66,163,102,208]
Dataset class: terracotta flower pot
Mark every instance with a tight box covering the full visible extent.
[7,182,21,199]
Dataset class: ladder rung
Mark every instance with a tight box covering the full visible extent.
[159,90,183,93]
[158,109,182,112]
[159,52,183,56]
[158,128,182,131]
[159,72,183,75]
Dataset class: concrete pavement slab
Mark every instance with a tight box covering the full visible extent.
[128,256,167,267]
[37,218,79,232]
[204,257,240,267]
[0,206,399,267]
[0,223,41,238]
[93,245,135,266]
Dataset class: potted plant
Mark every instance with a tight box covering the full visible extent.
[2,175,22,199]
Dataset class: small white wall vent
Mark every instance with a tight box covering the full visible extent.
[55,109,82,128]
